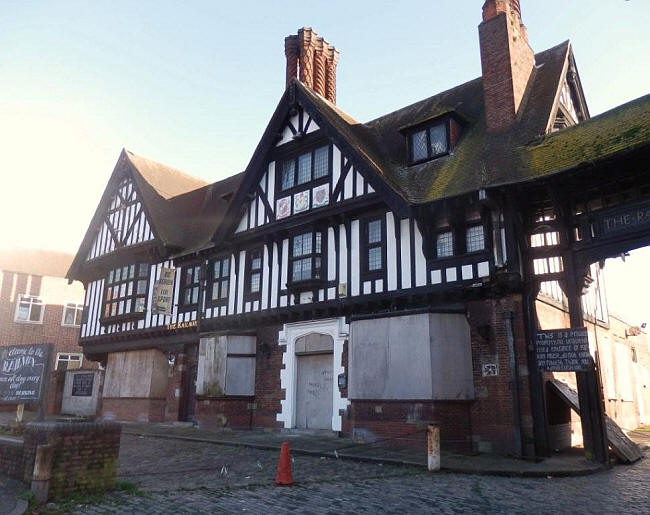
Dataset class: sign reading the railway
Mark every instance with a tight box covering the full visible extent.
[71,373,95,397]
[0,344,50,403]
[536,328,591,372]
[598,200,650,238]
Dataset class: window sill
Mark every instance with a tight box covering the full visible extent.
[408,150,450,167]
[99,312,146,325]
[14,319,43,325]
[177,304,199,314]
[61,324,81,328]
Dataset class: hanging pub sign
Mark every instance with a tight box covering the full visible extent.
[152,267,175,316]
[535,328,592,372]
[0,344,51,403]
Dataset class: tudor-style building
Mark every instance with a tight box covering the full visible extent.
[69,1,650,460]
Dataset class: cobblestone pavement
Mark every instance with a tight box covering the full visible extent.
[57,434,649,514]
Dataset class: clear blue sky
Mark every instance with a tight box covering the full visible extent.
[1,1,649,320]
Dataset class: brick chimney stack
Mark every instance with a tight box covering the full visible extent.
[285,28,339,104]
[479,0,535,132]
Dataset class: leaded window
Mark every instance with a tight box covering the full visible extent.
[466,225,485,253]
[436,231,454,258]
[180,265,201,308]
[210,257,230,303]
[409,123,449,163]
[290,232,323,283]
[247,249,262,294]
[280,145,330,191]
[104,264,150,319]
[367,219,383,271]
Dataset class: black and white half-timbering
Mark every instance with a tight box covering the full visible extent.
[68,2,650,460]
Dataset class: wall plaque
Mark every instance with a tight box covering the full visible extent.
[0,344,50,403]
[535,328,592,372]
[71,372,95,397]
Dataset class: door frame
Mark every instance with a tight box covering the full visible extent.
[277,317,349,431]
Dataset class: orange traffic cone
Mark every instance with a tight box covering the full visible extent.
[275,441,294,486]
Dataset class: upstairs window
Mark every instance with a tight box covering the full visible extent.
[180,265,201,309]
[280,145,330,191]
[362,217,385,277]
[290,231,323,283]
[436,231,454,258]
[247,249,263,295]
[103,264,150,319]
[409,122,449,164]
[209,257,230,304]
[15,295,45,324]
[62,302,83,327]
[466,225,486,253]
[55,353,83,371]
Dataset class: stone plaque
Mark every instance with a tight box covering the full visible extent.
[0,344,50,403]
[71,373,95,397]
[536,328,591,372]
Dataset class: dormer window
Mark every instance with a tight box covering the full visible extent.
[409,122,449,164]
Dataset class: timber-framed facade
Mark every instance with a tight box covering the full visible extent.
[68,1,650,460]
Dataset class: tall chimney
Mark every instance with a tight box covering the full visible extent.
[285,28,339,104]
[479,0,535,132]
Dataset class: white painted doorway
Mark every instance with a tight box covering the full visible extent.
[277,318,349,431]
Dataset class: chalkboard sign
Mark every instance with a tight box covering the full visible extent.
[536,328,592,372]
[0,344,50,403]
[71,373,95,397]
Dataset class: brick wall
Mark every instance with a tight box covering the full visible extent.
[102,398,166,422]
[345,400,472,453]
[467,294,534,455]
[0,437,24,479]
[196,397,253,429]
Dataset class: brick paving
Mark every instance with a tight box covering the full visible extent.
[51,434,650,514]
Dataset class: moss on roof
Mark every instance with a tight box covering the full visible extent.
[520,94,650,179]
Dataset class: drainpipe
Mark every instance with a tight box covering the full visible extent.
[504,311,523,458]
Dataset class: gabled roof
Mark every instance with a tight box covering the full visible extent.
[68,150,242,281]
[298,41,576,204]
[0,248,74,279]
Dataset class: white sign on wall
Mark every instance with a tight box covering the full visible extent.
[152,267,175,316]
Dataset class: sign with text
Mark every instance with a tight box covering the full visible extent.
[152,267,175,316]
[0,344,50,403]
[597,200,650,239]
[536,328,592,372]
[71,373,95,397]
